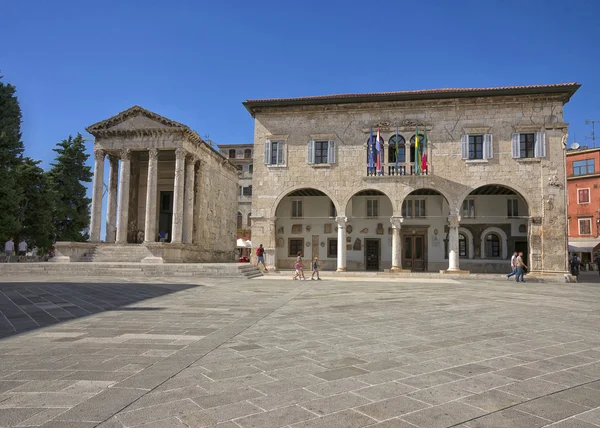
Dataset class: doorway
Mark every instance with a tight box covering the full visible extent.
[403,235,426,271]
[514,241,528,266]
[158,191,173,242]
[365,239,380,271]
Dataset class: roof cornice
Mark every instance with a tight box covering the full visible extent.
[243,83,581,116]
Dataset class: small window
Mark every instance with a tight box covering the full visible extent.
[459,233,467,257]
[289,239,304,257]
[579,218,592,235]
[238,186,242,197]
[243,186,252,196]
[402,199,426,218]
[578,188,590,204]
[414,200,426,218]
[367,199,379,218]
[247,213,251,227]
[248,164,253,174]
[327,238,338,258]
[462,199,475,218]
[244,148,252,159]
[236,212,243,229]
[314,141,329,164]
[228,149,236,159]
[388,135,405,163]
[291,200,303,218]
[485,233,500,258]
[573,159,595,176]
[329,201,337,218]
[520,133,535,158]
[264,141,285,165]
[507,199,519,217]
[309,140,336,165]
[469,135,484,160]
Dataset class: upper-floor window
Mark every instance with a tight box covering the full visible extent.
[291,200,303,218]
[573,159,595,176]
[579,218,592,235]
[248,164,253,174]
[243,186,252,196]
[244,148,252,159]
[228,149,236,159]
[485,233,500,257]
[507,199,519,218]
[512,132,546,159]
[238,186,242,196]
[402,199,426,218]
[461,134,493,160]
[366,199,379,218]
[462,199,475,218]
[308,140,336,165]
[388,135,406,163]
[247,213,252,227]
[236,212,243,229]
[578,188,590,204]
[264,141,286,166]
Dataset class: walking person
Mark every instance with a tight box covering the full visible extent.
[515,251,528,283]
[17,240,27,262]
[256,244,268,272]
[570,254,581,282]
[506,251,518,279]
[595,253,600,276]
[4,238,14,263]
[296,252,306,280]
[311,257,321,280]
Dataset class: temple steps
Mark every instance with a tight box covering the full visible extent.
[80,245,154,262]
[0,263,263,279]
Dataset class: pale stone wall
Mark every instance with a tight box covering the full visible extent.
[250,94,569,273]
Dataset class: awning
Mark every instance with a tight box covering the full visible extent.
[568,240,600,253]
[244,240,252,248]
[236,238,247,248]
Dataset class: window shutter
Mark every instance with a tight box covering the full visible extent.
[534,132,546,158]
[511,133,520,158]
[277,141,285,165]
[307,140,315,164]
[461,134,468,159]
[263,141,271,165]
[483,133,493,159]
[327,140,336,164]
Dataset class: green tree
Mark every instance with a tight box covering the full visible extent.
[47,133,92,242]
[0,75,25,241]
[15,158,54,251]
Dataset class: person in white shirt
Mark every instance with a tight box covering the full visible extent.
[4,238,14,262]
[18,240,27,256]
[506,252,518,279]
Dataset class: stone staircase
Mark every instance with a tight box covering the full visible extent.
[0,263,263,279]
[79,244,154,262]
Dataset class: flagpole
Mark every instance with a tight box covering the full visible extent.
[395,124,399,175]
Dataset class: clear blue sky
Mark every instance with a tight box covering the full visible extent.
[2,0,599,170]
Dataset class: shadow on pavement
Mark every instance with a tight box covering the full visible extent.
[0,282,196,340]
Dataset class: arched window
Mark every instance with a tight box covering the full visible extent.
[244,149,252,159]
[388,135,405,163]
[237,212,243,229]
[247,213,252,227]
[459,233,467,257]
[409,134,426,163]
[366,135,384,172]
[228,149,236,159]
[485,233,500,258]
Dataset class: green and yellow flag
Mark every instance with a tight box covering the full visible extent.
[415,125,420,175]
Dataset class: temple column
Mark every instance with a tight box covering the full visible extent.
[171,148,186,244]
[183,156,196,244]
[390,216,404,271]
[447,213,461,271]
[144,149,159,243]
[89,149,105,242]
[105,155,118,243]
[116,149,131,244]
[336,216,348,271]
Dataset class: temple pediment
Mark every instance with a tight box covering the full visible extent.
[86,105,188,135]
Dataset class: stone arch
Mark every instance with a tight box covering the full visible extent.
[480,226,508,259]
[270,185,341,219]
[456,182,533,216]
[459,226,475,259]
[341,187,396,216]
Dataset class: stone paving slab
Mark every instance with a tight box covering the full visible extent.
[1,276,600,427]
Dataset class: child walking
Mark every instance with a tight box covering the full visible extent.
[293,258,306,280]
[311,257,321,280]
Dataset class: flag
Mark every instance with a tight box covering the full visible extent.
[395,124,399,172]
[368,126,374,172]
[422,126,428,174]
[415,124,420,175]
[376,125,382,172]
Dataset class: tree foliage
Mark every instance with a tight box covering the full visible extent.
[15,158,54,251]
[47,134,92,242]
[0,75,25,241]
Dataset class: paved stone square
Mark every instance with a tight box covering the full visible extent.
[1,275,600,427]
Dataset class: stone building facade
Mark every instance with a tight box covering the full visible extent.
[244,83,579,273]
[54,106,239,263]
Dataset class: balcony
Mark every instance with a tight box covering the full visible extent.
[366,163,429,176]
